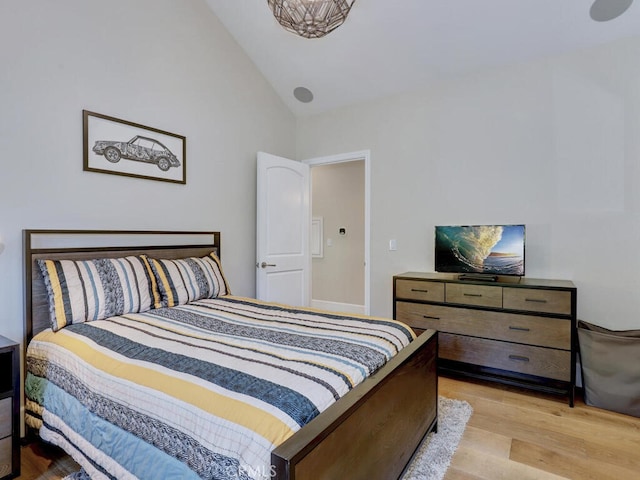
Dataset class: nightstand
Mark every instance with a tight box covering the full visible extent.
[0,336,19,479]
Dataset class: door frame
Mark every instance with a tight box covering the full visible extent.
[303,150,371,315]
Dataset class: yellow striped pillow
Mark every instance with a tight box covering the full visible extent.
[149,252,230,307]
[37,255,162,331]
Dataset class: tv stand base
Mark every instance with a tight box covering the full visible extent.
[458,273,498,282]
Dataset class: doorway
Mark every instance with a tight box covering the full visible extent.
[303,150,370,315]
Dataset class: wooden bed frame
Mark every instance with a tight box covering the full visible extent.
[24,229,438,480]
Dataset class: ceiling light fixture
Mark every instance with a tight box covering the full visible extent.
[590,0,634,21]
[267,0,356,39]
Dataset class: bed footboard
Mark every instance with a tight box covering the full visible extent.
[271,329,438,480]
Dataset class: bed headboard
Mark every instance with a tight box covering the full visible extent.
[23,229,221,344]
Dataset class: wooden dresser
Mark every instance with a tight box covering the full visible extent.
[393,272,577,406]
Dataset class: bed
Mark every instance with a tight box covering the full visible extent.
[23,230,438,480]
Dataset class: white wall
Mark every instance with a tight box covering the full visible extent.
[297,36,640,330]
[3,1,639,339]
[0,0,296,347]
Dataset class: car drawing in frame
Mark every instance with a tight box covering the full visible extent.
[92,135,181,171]
[83,110,186,184]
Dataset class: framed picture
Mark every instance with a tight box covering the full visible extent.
[83,110,186,184]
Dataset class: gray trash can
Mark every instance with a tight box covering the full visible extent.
[577,320,640,417]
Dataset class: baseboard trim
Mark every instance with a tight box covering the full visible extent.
[311,299,365,315]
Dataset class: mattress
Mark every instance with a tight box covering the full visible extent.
[26,296,415,480]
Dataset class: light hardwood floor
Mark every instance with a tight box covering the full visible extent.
[18,440,78,480]
[440,377,640,480]
[17,376,640,479]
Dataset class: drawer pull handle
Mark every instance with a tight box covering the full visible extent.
[411,288,430,293]
[508,355,530,362]
[509,326,530,332]
[463,293,482,297]
[423,315,440,320]
[525,298,547,303]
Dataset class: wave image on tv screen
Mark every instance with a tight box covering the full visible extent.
[435,225,525,276]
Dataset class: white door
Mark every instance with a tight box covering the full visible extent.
[256,152,310,306]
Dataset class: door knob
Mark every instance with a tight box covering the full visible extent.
[260,262,276,268]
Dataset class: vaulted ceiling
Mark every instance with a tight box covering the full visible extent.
[204,1,640,117]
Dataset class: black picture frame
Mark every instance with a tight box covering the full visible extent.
[83,110,186,184]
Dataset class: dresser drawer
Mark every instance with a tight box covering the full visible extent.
[445,283,502,308]
[0,436,10,478]
[503,288,572,315]
[395,279,445,302]
[439,333,571,381]
[396,302,571,350]
[395,302,443,334]
[0,398,10,439]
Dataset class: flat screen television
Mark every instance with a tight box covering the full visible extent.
[435,224,525,277]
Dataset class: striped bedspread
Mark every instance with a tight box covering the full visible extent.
[26,296,415,480]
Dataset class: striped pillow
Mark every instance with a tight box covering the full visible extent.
[38,255,161,332]
[149,252,230,307]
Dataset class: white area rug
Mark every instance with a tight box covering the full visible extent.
[402,396,474,480]
[62,396,472,480]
